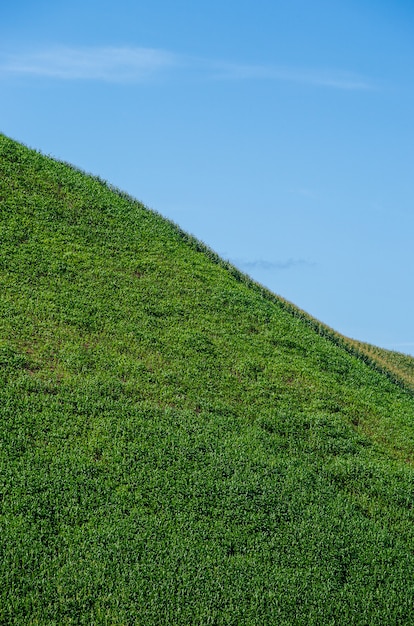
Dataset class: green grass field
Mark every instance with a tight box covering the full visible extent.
[1,133,414,625]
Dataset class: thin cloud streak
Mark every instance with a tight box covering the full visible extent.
[0,46,178,81]
[232,258,315,271]
[211,62,373,90]
[0,45,374,90]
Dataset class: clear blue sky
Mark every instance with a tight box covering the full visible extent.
[1,1,413,354]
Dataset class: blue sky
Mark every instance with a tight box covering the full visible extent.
[1,1,413,354]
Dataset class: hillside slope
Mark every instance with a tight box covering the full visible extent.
[348,339,414,391]
[1,134,414,625]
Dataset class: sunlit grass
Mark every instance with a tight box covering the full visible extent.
[1,133,414,625]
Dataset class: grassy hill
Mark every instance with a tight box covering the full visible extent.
[1,133,414,625]
[347,339,414,392]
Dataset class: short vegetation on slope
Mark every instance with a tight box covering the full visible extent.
[1,134,414,625]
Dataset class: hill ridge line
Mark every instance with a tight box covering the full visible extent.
[2,131,413,396]
[104,177,414,397]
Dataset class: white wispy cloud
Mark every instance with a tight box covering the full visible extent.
[232,258,315,271]
[211,62,373,90]
[0,45,373,90]
[0,46,178,81]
